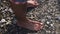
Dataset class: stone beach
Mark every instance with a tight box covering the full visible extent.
[0,0,60,34]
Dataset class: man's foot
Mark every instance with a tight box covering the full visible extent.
[10,0,39,7]
[17,19,43,31]
[10,0,42,31]
[27,0,39,7]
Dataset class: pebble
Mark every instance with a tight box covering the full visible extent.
[0,0,60,34]
[1,19,6,22]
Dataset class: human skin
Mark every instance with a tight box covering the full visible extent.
[27,0,39,7]
[10,0,43,31]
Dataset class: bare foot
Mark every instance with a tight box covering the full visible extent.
[17,19,43,31]
[10,0,39,7]
[10,0,42,31]
[27,0,39,7]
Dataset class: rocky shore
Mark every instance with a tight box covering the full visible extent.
[0,0,60,34]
